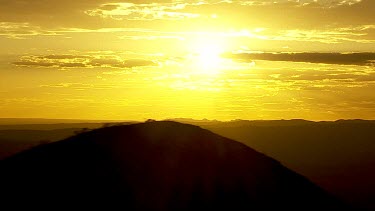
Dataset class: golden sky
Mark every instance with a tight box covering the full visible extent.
[0,0,374,120]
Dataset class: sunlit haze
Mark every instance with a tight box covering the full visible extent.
[0,0,374,120]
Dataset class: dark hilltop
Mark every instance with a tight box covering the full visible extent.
[0,121,352,210]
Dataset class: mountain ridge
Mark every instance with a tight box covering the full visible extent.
[1,121,351,210]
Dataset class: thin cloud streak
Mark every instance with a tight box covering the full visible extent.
[226,52,375,66]
[13,54,158,69]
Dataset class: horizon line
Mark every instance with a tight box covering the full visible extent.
[0,117,374,123]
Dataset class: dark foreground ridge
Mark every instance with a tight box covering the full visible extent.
[0,121,351,210]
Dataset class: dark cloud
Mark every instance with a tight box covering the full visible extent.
[89,58,122,67]
[59,62,88,68]
[226,52,375,66]
[356,73,375,82]
[88,58,156,68]
[13,54,157,69]
[123,59,156,68]
[100,4,119,11]
[13,61,56,67]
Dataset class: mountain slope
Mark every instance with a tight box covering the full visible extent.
[199,120,375,210]
[0,121,350,210]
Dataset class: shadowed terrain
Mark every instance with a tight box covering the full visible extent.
[194,119,375,210]
[0,121,350,210]
[0,121,134,160]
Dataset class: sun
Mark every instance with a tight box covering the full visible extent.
[190,40,225,75]
[197,45,222,70]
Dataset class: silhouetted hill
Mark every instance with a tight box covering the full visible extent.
[197,120,375,210]
[0,128,78,159]
[0,122,135,159]
[0,121,350,210]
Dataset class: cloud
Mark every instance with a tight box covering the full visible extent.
[0,0,373,52]
[181,0,375,29]
[226,52,375,66]
[238,0,361,7]
[41,55,91,59]
[88,57,156,68]
[356,73,375,82]
[118,35,185,40]
[13,54,158,69]
[0,0,372,29]
[267,25,375,44]
[85,2,200,21]
[0,22,59,38]
[122,59,157,68]
[268,70,369,82]
[39,83,120,90]
[13,61,56,67]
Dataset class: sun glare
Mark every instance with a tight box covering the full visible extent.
[190,39,225,75]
